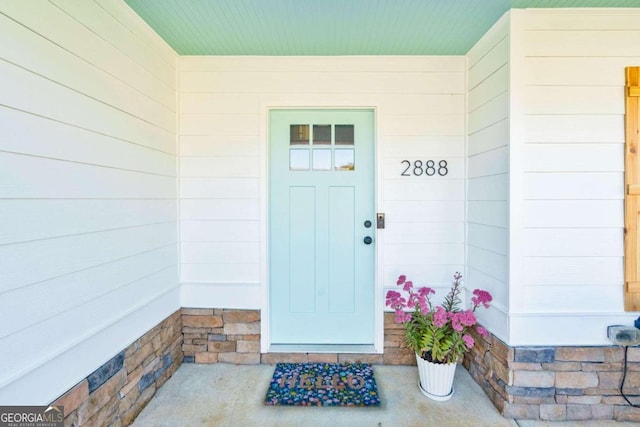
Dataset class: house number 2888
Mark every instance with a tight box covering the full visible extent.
[400,160,448,176]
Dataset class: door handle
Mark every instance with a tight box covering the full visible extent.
[363,236,373,245]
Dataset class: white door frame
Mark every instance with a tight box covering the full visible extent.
[259,103,384,354]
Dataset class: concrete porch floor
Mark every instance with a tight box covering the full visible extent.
[131,363,637,426]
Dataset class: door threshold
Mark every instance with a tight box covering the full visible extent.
[268,344,376,354]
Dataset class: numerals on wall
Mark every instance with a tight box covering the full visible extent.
[400,160,448,177]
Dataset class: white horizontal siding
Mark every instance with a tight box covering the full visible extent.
[180,178,260,199]
[510,8,640,341]
[181,71,464,94]
[383,180,464,201]
[524,200,623,228]
[0,0,175,108]
[524,86,624,115]
[1,107,175,175]
[0,153,175,199]
[0,12,174,131]
[382,114,464,136]
[181,199,260,221]
[467,174,508,201]
[384,244,464,266]
[524,115,625,144]
[524,57,637,86]
[0,248,178,339]
[182,242,260,264]
[468,223,508,255]
[179,56,467,311]
[466,13,510,341]
[0,200,176,245]
[181,92,464,116]
[523,228,622,257]
[524,30,640,57]
[524,172,623,200]
[180,156,260,178]
[523,144,623,173]
[467,201,509,228]
[521,285,622,312]
[382,135,465,157]
[524,257,623,286]
[179,55,465,72]
[1,224,177,294]
[0,58,174,153]
[0,1,177,405]
[384,222,465,244]
[509,312,631,346]
[181,135,260,156]
[182,264,260,283]
[181,283,260,310]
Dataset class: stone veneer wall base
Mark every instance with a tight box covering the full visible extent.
[184,309,640,422]
[52,310,183,427]
[463,328,640,422]
[49,308,640,425]
[182,310,415,365]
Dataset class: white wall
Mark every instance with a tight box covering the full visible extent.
[0,1,178,404]
[466,14,511,342]
[508,8,640,345]
[178,56,467,318]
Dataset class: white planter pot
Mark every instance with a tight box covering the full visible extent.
[416,353,457,401]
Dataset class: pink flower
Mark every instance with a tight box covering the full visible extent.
[406,296,416,308]
[389,273,493,363]
[472,289,492,309]
[433,306,448,327]
[386,290,400,300]
[462,334,474,349]
[450,313,463,332]
[418,287,434,298]
[458,310,477,327]
[420,302,429,315]
[385,292,406,312]
[385,290,402,308]
[395,310,411,323]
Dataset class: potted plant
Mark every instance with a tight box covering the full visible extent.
[385,272,492,401]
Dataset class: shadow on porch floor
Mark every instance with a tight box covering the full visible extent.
[130,363,636,427]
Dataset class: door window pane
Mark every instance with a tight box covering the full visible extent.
[312,149,332,170]
[335,125,354,145]
[290,124,309,145]
[313,125,331,145]
[290,149,309,170]
[335,149,355,171]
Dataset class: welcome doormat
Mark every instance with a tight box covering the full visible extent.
[264,363,381,407]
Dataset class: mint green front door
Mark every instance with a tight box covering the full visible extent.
[269,109,375,345]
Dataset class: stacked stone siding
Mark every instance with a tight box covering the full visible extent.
[181,310,414,366]
[182,308,261,364]
[463,328,640,422]
[383,312,416,365]
[52,310,183,426]
[50,307,640,425]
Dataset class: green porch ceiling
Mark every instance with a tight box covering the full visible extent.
[125,0,640,55]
